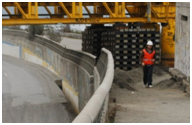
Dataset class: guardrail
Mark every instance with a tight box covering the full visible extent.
[2,29,114,122]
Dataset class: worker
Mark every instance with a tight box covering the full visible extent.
[140,40,156,88]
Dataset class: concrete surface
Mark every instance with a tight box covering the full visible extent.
[175,2,190,77]
[60,37,82,50]
[109,67,190,123]
[2,41,21,58]
[2,55,76,123]
[60,32,82,39]
[169,68,190,96]
[2,31,95,114]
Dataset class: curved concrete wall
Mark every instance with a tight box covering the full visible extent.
[73,48,114,122]
[2,30,114,122]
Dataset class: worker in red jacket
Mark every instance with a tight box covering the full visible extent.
[140,40,156,88]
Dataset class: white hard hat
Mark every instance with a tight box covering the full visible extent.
[147,40,153,45]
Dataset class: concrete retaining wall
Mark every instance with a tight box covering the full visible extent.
[2,30,114,122]
[2,41,21,59]
[175,3,190,77]
[73,49,114,122]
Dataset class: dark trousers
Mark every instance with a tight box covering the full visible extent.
[143,65,154,85]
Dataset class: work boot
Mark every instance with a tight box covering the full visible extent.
[143,84,148,88]
[149,85,153,88]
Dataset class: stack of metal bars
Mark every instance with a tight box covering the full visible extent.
[82,25,110,57]
[82,24,161,71]
[113,25,160,70]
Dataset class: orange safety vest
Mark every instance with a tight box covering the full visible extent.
[142,49,155,65]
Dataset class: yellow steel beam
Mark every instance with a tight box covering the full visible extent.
[125,6,130,16]
[84,5,91,15]
[2,2,176,25]
[3,6,11,15]
[115,2,118,15]
[120,2,125,17]
[151,4,175,18]
[165,2,169,19]
[79,2,83,17]
[34,2,38,18]
[1,2,137,7]
[2,2,168,7]
[72,2,83,18]
[14,2,27,18]
[151,7,158,18]
[54,6,58,14]
[28,2,32,16]
[94,5,97,14]
[72,2,76,17]
[27,2,38,18]
[2,18,170,25]
[44,6,52,15]
[102,2,115,17]
[58,2,72,18]
[115,2,125,17]
[14,6,17,15]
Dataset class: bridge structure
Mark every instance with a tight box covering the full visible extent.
[2,2,176,67]
[2,2,191,123]
[2,2,175,25]
[2,3,179,122]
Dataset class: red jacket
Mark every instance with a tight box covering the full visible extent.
[142,49,155,65]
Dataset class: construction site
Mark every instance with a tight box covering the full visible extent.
[2,2,190,123]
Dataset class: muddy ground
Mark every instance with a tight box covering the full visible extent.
[108,66,190,123]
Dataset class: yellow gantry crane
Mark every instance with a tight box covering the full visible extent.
[2,2,175,25]
[2,2,176,66]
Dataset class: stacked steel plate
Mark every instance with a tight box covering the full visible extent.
[82,24,160,71]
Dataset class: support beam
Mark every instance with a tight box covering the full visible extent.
[34,2,38,18]
[94,5,97,14]
[84,6,91,15]
[44,6,52,15]
[14,2,27,18]
[44,6,52,18]
[2,2,175,25]
[147,2,151,22]
[125,6,130,16]
[102,2,114,17]
[151,7,158,18]
[115,2,125,17]
[54,6,58,14]
[121,2,125,17]
[59,2,72,18]
[28,2,31,16]
[165,2,169,19]
[3,6,11,15]
[72,2,82,17]
[2,18,170,25]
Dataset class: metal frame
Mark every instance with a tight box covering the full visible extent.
[2,2,176,25]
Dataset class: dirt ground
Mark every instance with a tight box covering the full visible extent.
[109,66,190,123]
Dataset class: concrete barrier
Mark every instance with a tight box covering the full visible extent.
[2,30,114,122]
[73,48,114,122]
